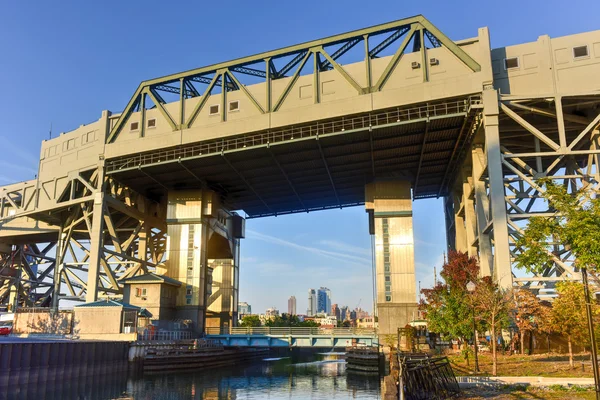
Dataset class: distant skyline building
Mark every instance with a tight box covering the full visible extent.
[238,302,251,315]
[331,303,340,321]
[288,296,297,315]
[307,289,317,316]
[317,287,331,315]
[340,306,349,321]
[265,307,279,318]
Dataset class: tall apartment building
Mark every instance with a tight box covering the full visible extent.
[288,296,297,315]
[238,302,251,315]
[307,289,317,316]
[317,287,331,315]
[331,303,340,320]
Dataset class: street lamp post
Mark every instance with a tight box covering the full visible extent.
[467,281,479,373]
[581,267,600,400]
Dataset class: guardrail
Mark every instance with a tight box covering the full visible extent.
[137,330,194,341]
[205,327,377,336]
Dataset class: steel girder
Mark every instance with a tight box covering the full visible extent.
[0,243,56,309]
[0,166,167,309]
[106,15,481,144]
[446,92,600,293]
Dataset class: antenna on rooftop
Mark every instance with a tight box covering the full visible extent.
[49,122,52,140]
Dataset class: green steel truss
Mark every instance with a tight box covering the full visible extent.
[106,15,481,144]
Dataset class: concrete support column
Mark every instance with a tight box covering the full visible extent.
[164,190,208,333]
[483,89,512,288]
[365,181,417,335]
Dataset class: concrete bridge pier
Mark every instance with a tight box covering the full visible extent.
[163,190,244,333]
[366,181,417,335]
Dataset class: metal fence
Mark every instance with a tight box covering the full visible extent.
[137,329,194,341]
[205,326,377,336]
[15,307,73,313]
[398,354,460,400]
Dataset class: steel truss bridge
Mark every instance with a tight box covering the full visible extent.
[205,327,379,348]
[0,14,599,314]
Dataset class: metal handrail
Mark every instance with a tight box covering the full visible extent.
[205,326,377,336]
[137,329,194,341]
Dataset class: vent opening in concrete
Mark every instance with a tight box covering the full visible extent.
[504,57,519,69]
[228,100,239,112]
[573,45,589,59]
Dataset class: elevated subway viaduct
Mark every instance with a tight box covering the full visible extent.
[1,15,599,334]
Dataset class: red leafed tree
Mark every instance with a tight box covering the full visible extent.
[420,251,480,364]
[512,289,547,355]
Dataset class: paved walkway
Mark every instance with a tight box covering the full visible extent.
[456,376,594,387]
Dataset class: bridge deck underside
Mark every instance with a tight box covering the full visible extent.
[110,99,478,217]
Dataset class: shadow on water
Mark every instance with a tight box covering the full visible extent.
[1,348,382,400]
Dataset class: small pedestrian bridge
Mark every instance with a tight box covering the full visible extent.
[205,327,379,348]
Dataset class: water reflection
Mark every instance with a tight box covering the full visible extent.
[2,350,381,400]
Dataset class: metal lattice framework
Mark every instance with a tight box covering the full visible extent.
[445,93,600,292]
[105,15,479,145]
[0,166,167,309]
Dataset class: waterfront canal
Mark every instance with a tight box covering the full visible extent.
[3,351,383,399]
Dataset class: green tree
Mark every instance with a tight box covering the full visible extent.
[515,178,600,366]
[515,178,600,275]
[421,251,481,363]
[298,319,320,327]
[512,289,547,355]
[551,282,589,367]
[473,277,511,376]
[240,315,261,327]
[264,314,320,327]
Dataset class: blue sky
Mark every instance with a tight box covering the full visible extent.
[1,0,598,313]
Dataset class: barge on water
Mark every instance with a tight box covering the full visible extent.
[140,339,269,373]
[345,346,383,373]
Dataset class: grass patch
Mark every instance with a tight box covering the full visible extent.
[548,384,567,391]
[449,351,594,377]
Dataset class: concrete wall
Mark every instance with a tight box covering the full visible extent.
[13,311,72,335]
[492,29,600,95]
[74,308,122,334]
[377,303,419,336]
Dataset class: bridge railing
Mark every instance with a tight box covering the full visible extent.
[106,96,481,174]
[137,329,194,341]
[205,326,377,336]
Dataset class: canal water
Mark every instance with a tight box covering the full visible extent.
[3,350,383,399]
